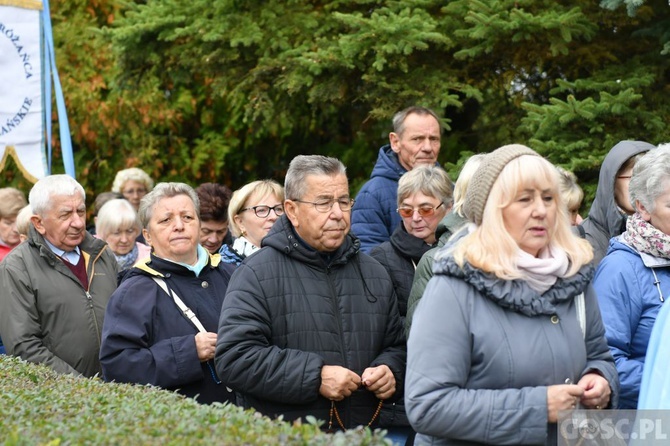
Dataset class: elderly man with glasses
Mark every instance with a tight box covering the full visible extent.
[215,155,406,432]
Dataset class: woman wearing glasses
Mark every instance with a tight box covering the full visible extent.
[371,166,452,326]
[112,167,154,211]
[593,144,670,409]
[370,166,451,445]
[219,180,285,266]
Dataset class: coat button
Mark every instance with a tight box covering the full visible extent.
[165,273,171,278]
[550,315,559,324]
[201,281,209,288]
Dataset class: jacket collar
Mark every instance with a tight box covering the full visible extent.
[262,215,359,268]
[434,251,595,316]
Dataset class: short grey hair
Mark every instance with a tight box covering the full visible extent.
[285,155,347,200]
[630,144,670,212]
[138,182,199,229]
[112,167,154,193]
[392,106,441,136]
[397,166,453,208]
[96,199,141,239]
[29,175,86,216]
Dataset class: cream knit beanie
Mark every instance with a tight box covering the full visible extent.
[463,144,540,225]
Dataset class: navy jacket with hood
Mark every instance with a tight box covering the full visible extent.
[351,144,407,253]
[100,253,236,405]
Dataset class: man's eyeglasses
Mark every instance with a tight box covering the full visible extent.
[292,198,355,213]
[397,202,444,218]
[240,204,284,218]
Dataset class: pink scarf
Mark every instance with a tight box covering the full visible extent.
[517,246,570,294]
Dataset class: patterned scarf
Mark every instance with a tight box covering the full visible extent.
[623,212,670,260]
[115,243,139,271]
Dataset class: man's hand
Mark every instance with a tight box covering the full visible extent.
[319,365,362,401]
[361,365,396,400]
[194,332,217,362]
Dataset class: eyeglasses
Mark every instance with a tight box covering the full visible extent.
[292,198,354,213]
[240,204,284,218]
[617,175,632,180]
[122,188,147,196]
[397,202,444,218]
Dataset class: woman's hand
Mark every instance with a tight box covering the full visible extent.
[578,372,611,409]
[547,384,584,423]
[195,332,217,362]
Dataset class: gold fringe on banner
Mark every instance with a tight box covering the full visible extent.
[0,0,42,10]
[0,146,40,184]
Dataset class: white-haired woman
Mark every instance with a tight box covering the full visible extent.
[406,145,618,445]
[371,165,452,324]
[593,143,670,410]
[219,179,284,265]
[370,165,451,444]
[112,167,154,211]
[100,183,236,405]
[96,199,150,273]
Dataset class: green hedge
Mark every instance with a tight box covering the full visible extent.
[0,356,390,445]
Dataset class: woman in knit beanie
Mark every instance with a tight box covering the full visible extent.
[406,144,618,445]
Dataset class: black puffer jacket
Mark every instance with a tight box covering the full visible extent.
[370,223,434,322]
[215,215,406,429]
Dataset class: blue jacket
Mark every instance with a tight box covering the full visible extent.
[100,252,236,404]
[593,236,670,409]
[351,145,407,253]
[638,295,670,409]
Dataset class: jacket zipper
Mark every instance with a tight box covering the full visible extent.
[325,266,350,427]
[86,245,108,348]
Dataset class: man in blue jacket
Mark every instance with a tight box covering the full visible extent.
[351,106,442,253]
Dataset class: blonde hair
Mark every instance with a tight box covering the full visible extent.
[556,167,584,213]
[228,180,284,237]
[15,205,33,238]
[452,154,486,217]
[452,155,593,279]
[112,168,154,194]
[0,187,27,218]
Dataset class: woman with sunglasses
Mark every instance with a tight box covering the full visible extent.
[370,165,452,445]
[219,180,285,266]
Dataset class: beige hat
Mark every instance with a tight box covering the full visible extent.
[463,144,540,225]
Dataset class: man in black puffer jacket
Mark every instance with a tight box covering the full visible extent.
[215,155,406,431]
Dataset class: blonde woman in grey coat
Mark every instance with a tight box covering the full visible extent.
[406,145,618,445]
